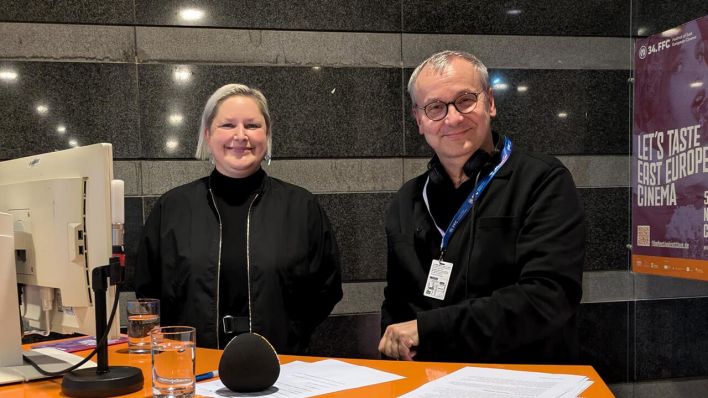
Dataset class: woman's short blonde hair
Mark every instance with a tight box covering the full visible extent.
[195,83,272,160]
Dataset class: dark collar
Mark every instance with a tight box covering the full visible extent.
[209,168,266,199]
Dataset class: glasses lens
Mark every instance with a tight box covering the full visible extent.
[424,102,447,120]
[455,93,478,113]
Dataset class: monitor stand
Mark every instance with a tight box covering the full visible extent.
[0,212,94,385]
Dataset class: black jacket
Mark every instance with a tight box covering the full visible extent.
[134,172,342,353]
[381,148,585,363]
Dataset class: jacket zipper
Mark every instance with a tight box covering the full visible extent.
[245,193,259,333]
[208,188,223,348]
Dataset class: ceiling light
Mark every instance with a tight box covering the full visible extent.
[168,113,184,126]
[661,28,680,37]
[0,69,18,81]
[179,8,205,22]
[165,138,179,152]
[173,66,192,83]
[36,104,49,115]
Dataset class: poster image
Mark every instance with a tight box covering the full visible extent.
[632,15,708,281]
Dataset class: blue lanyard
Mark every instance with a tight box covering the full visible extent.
[423,137,513,256]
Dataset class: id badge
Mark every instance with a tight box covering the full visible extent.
[423,259,453,300]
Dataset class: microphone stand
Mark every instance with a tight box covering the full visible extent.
[61,258,143,397]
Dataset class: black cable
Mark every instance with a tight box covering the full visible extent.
[21,283,123,377]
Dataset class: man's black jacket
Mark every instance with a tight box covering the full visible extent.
[382,148,585,363]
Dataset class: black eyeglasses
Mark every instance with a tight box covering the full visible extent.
[416,92,482,121]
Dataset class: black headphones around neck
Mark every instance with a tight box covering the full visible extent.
[427,133,506,185]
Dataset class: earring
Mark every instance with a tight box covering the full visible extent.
[264,154,272,166]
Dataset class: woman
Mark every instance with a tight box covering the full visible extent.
[134,84,342,353]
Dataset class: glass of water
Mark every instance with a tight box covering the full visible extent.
[126,298,160,354]
[151,326,196,398]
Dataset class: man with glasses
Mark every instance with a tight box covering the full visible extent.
[379,51,585,364]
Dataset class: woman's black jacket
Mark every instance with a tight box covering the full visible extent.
[134,173,343,353]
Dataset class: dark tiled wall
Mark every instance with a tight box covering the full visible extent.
[135,0,401,31]
[632,2,708,36]
[318,193,393,282]
[137,64,403,159]
[0,62,139,159]
[0,62,630,160]
[404,69,631,157]
[578,302,633,383]
[1,0,703,37]
[0,1,134,24]
[2,2,708,396]
[580,188,630,271]
[635,298,708,380]
[310,313,383,359]
[402,1,629,36]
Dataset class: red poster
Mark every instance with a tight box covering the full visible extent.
[632,15,708,281]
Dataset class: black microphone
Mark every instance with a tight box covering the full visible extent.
[218,333,280,392]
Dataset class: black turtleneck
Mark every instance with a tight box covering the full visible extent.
[427,173,477,232]
[209,168,265,347]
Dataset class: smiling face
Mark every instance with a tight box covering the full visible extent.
[412,57,496,169]
[205,95,268,178]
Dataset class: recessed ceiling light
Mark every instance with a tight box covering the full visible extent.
[0,69,18,81]
[179,8,205,22]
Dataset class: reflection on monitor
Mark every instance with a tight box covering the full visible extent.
[0,143,119,339]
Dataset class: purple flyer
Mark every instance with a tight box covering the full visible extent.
[632,15,708,280]
[32,336,128,353]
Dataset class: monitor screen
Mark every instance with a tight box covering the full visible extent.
[0,143,119,339]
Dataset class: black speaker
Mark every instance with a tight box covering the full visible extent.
[428,134,506,184]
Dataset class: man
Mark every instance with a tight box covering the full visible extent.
[379,51,585,364]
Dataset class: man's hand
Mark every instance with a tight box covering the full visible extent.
[378,319,419,361]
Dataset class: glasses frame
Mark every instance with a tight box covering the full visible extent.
[416,91,483,121]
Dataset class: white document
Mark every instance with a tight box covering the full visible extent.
[196,359,404,397]
[399,366,592,398]
[557,380,593,398]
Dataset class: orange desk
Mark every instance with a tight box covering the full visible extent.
[1,342,614,397]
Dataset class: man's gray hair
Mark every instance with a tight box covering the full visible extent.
[195,83,272,160]
[407,50,490,106]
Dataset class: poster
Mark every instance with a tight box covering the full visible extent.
[632,15,708,281]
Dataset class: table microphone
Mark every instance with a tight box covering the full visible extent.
[218,333,280,392]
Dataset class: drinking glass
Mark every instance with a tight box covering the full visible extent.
[126,298,160,354]
[151,326,196,398]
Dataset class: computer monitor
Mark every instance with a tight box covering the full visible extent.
[0,212,22,368]
[0,143,120,340]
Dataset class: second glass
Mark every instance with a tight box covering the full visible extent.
[126,298,160,354]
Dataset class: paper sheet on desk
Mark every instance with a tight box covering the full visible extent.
[399,366,592,398]
[196,359,404,397]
